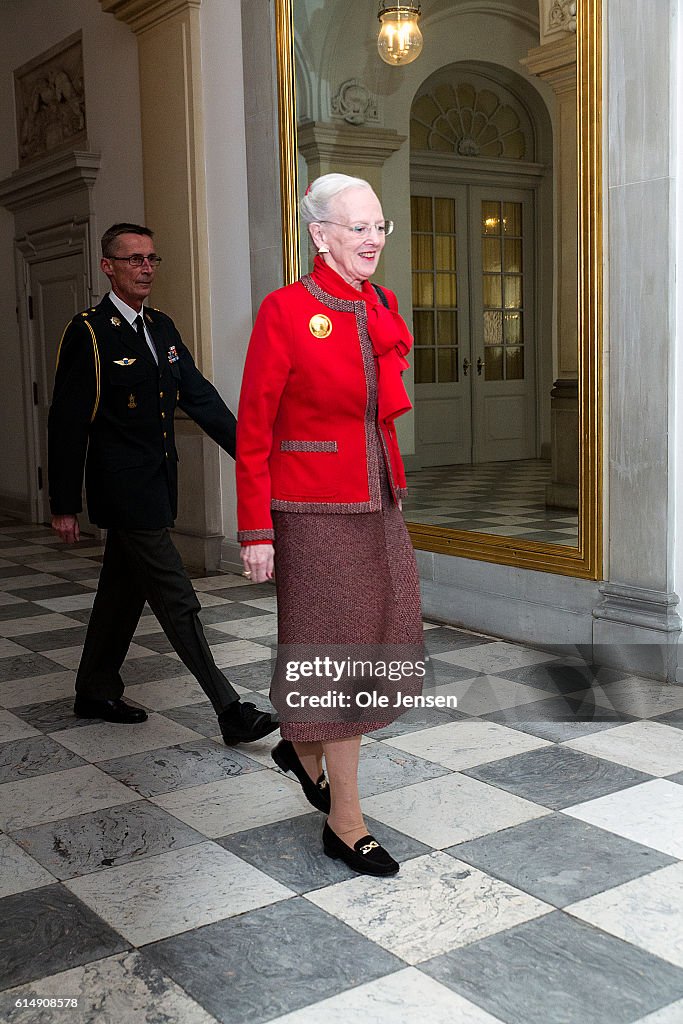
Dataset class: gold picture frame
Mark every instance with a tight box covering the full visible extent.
[274,0,602,581]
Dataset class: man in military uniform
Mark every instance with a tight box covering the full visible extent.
[48,222,277,745]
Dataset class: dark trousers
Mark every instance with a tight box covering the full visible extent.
[75,528,238,714]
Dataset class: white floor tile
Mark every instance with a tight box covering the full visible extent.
[152,769,310,837]
[126,674,209,711]
[362,772,550,849]
[4,951,218,1024]
[0,670,76,707]
[208,640,272,668]
[567,861,683,968]
[587,677,683,719]
[431,641,557,674]
[632,1000,683,1023]
[54,714,205,762]
[422,674,550,717]
[563,779,683,858]
[210,614,277,639]
[0,834,55,897]
[35,593,96,612]
[41,641,155,670]
[563,721,683,776]
[382,719,550,771]
[192,574,253,591]
[0,613,82,638]
[65,842,292,945]
[0,593,28,607]
[0,709,41,743]
[0,638,31,659]
[307,852,551,965]
[268,967,507,1024]
[0,764,140,830]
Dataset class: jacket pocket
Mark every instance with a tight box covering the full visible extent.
[274,442,339,499]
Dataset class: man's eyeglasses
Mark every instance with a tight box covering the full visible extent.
[109,254,163,267]
[319,220,394,237]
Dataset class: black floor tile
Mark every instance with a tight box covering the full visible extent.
[462,746,652,810]
[144,898,403,1024]
[421,911,683,1024]
[0,883,129,990]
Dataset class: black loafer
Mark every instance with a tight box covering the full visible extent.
[271,739,331,813]
[322,823,399,876]
[219,700,279,745]
[74,697,148,724]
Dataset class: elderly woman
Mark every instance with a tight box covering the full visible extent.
[236,173,424,876]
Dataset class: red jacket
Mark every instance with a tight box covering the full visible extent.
[236,260,413,544]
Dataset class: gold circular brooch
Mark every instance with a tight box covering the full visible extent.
[309,314,333,339]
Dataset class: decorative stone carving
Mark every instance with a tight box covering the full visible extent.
[331,80,379,126]
[549,0,577,33]
[539,0,576,43]
[14,32,87,166]
[411,81,527,160]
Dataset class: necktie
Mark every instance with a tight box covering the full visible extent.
[134,314,158,365]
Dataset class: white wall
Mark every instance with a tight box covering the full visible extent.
[0,0,143,513]
[200,0,253,553]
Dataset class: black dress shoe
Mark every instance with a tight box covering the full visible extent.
[219,701,279,745]
[74,697,148,724]
[322,822,399,876]
[271,739,331,813]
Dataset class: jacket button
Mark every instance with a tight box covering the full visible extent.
[163,431,167,439]
[159,391,164,398]
[161,411,166,419]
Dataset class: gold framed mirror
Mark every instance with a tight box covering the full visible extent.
[274,0,601,581]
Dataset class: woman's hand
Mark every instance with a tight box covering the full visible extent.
[241,543,275,584]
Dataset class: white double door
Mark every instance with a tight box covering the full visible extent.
[411,182,537,467]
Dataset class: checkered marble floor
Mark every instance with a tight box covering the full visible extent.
[405,461,579,546]
[0,519,682,1024]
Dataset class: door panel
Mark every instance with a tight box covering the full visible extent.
[411,185,471,466]
[469,187,536,462]
[30,253,88,523]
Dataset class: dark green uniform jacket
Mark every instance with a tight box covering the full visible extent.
[48,295,236,529]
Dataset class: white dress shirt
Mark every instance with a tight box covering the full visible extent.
[108,291,158,365]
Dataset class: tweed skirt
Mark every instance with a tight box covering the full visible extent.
[271,462,424,741]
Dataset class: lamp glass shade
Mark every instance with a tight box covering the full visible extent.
[377,9,423,66]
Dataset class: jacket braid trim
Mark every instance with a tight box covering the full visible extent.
[271,498,374,513]
[82,320,101,422]
[237,528,275,543]
[280,439,338,452]
[300,275,383,511]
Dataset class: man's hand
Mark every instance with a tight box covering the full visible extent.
[241,543,274,584]
[51,514,80,544]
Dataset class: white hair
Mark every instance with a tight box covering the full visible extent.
[300,173,375,225]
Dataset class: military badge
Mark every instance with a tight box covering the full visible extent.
[111,316,122,327]
[128,394,137,409]
[309,314,333,339]
[167,346,179,363]
[114,357,136,366]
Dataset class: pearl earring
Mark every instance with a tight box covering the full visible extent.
[317,245,329,254]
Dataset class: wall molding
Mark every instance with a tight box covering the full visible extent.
[0,150,100,213]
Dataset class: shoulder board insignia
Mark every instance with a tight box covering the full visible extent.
[80,311,89,318]
[114,357,136,366]
[145,313,153,323]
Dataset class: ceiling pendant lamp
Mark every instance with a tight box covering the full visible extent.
[377,2,424,67]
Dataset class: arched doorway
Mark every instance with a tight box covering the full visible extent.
[409,62,553,467]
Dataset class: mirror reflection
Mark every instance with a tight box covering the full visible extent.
[293,0,579,549]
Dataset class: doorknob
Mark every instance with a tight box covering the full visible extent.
[462,358,470,376]
[477,357,483,376]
